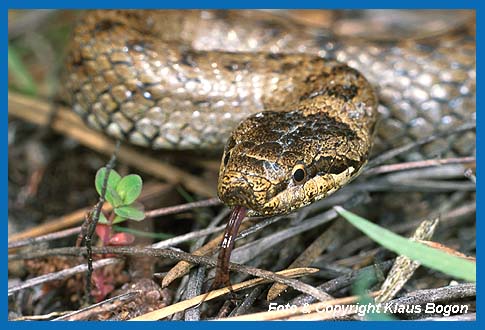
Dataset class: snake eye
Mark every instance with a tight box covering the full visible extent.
[292,164,307,184]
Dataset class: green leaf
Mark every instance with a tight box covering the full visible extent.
[335,206,476,282]
[97,212,109,224]
[176,186,195,202]
[8,44,37,95]
[352,269,395,320]
[95,167,121,206]
[107,186,124,208]
[95,168,121,195]
[116,174,143,205]
[114,204,145,221]
[95,167,121,196]
[112,215,127,225]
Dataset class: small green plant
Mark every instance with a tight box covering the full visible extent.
[90,167,146,301]
[95,167,145,224]
[94,167,145,247]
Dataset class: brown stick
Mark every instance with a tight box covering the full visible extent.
[10,246,329,303]
[365,157,476,176]
[145,197,221,218]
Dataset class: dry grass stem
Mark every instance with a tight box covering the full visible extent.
[131,267,318,320]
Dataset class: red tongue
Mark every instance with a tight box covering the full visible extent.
[210,206,248,291]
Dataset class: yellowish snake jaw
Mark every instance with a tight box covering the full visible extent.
[256,166,357,217]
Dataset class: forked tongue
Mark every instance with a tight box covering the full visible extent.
[210,206,248,292]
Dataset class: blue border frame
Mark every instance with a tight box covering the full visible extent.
[5,0,479,328]
[3,0,479,9]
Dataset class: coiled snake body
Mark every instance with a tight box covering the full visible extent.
[66,9,475,291]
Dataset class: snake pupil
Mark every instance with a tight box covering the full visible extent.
[293,168,306,183]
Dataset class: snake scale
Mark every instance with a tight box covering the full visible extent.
[65,10,475,290]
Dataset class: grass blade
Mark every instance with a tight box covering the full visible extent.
[335,206,475,282]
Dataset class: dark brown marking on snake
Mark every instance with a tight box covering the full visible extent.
[109,54,132,66]
[271,61,301,73]
[265,53,286,60]
[224,60,251,72]
[193,99,211,107]
[331,65,361,78]
[70,55,85,67]
[313,155,360,176]
[305,84,359,102]
[180,50,199,68]
[304,72,330,83]
[337,85,359,101]
[258,20,285,38]
[94,19,124,33]
[126,39,151,53]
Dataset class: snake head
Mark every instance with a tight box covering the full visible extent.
[217,109,372,216]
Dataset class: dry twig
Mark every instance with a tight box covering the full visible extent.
[10,246,330,302]
[131,267,318,321]
[375,218,439,303]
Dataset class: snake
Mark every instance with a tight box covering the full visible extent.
[64,10,476,290]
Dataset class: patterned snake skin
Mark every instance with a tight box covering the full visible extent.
[65,10,476,216]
